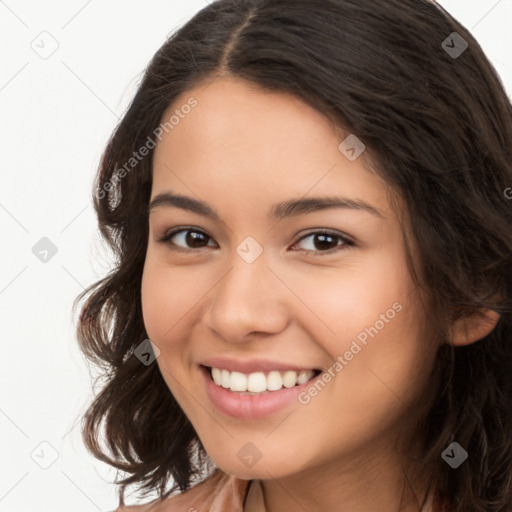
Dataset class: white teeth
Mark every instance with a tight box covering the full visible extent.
[266,371,283,391]
[209,367,316,393]
[297,370,311,385]
[221,369,231,388]
[247,372,267,392]
[282,370,298,388]
[212,367,222,386]
[230,371,248,392]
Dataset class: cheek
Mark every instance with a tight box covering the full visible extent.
[140,257,187,343]
[141,266,165,341]
[140,259,195,404]
[141,246,221,328]
[318,293,433,434]
[296,250,431,405]
[289,261,408,350]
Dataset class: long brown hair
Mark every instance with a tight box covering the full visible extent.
[74,0,512,509]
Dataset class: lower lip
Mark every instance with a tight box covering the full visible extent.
[200,365,319,420]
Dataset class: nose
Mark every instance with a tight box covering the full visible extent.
[204,248,289,343]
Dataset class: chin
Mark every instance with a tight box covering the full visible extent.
[211,454,303,481]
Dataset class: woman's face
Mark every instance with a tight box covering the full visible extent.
[141,77,438,479]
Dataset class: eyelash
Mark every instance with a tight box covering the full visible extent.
[156,227,354,256]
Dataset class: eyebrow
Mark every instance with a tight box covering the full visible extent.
[148,191,385,220]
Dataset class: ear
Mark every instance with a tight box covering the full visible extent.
[448,308,501,347]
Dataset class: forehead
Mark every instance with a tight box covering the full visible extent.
[151,77,393,218]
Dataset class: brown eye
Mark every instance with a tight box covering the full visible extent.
[291,231,354,255]
[158,228,217,250]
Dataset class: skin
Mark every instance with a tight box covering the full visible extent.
[139,76,499,512]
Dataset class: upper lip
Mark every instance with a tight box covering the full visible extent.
[200,357,320,374]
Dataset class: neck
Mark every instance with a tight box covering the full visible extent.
[259,441,433,512]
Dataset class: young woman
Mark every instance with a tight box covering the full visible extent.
[74,1,512,511]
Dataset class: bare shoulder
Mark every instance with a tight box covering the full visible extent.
[113,500,160,512]
[111,482,214,512]
[114,497,181,512]
[113,493,206,512]
[112,470,233,512]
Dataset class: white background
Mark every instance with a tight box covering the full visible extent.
[1,1,511,511]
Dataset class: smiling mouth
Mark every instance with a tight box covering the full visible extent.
[201,365,322,395]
